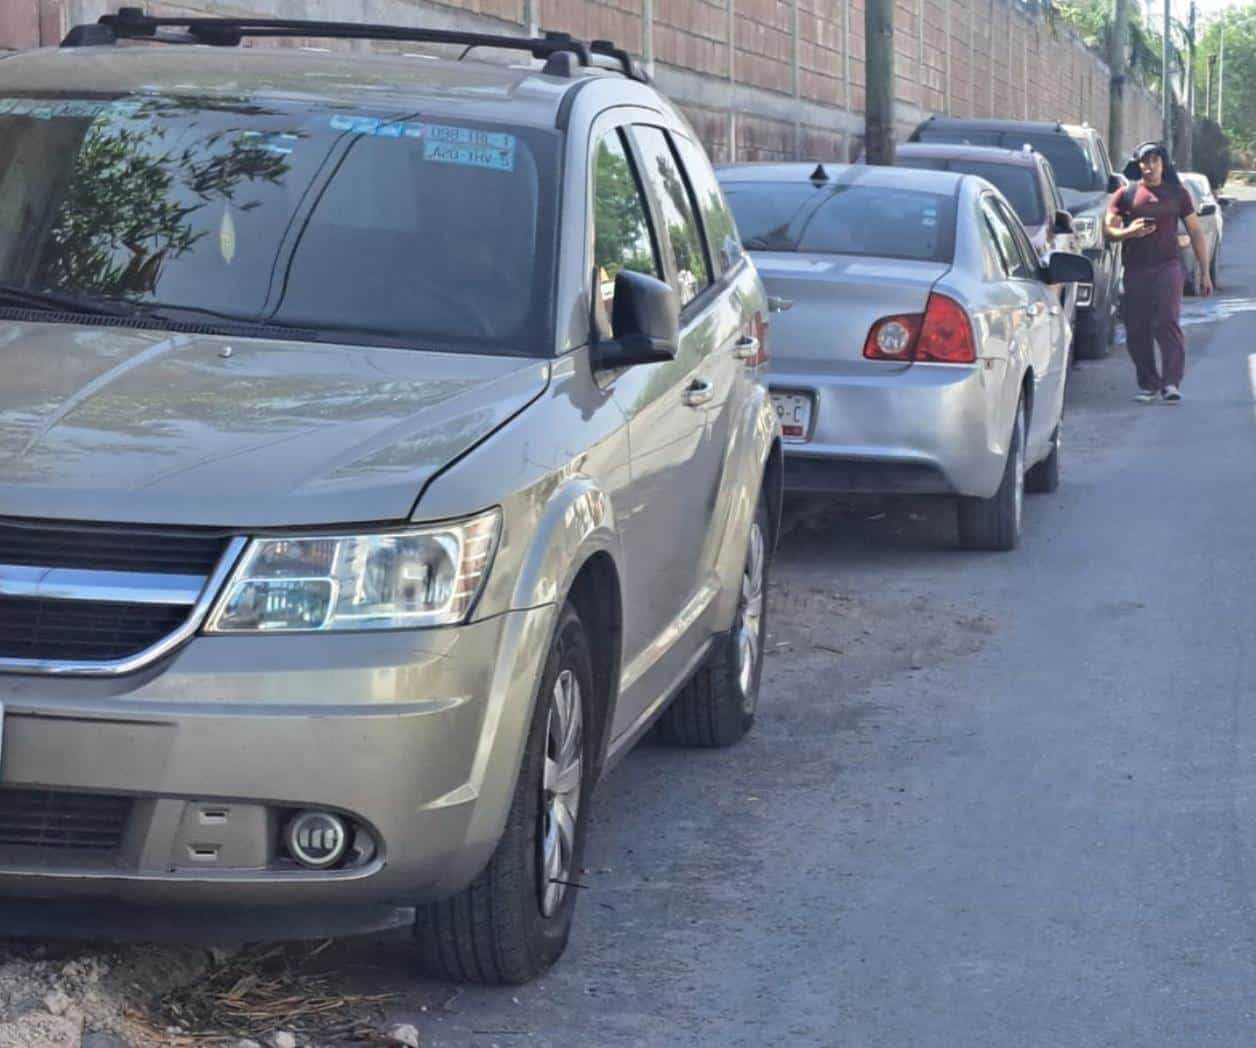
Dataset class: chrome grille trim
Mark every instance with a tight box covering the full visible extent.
[0,566,205,606]
[0,537,247,677]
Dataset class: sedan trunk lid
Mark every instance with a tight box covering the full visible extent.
[754,253,951,375]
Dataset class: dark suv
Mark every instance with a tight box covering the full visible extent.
[908,117,1122,358]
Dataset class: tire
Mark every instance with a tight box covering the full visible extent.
[657,493,770,748]
[414,602,594,985]
[1210,248,1219,288]
[957,398,1025,551]
[1184,269,1198,296]
[1025,421,1060,494]
[1074,301,1112,359]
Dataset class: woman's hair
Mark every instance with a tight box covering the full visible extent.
[1123,142,1182,186]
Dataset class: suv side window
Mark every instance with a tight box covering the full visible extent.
[629,125,712,308]
[592,128,662,325]
[980,196,1032,280]
[671,133,743,278]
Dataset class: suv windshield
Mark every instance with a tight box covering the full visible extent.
[897,158,1044,226]
[0,94,560,355]
[722,183,956,262]
[917,129,1100,193]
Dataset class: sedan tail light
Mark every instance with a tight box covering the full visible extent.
[863,293,975,365]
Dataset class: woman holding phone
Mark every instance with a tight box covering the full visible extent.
[1104,141,1213,403]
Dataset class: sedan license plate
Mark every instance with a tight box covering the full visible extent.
[772,390,813,443]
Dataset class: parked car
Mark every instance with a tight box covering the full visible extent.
[0,12,783,985]
[893,142,1082,355]
[717,162,1091,550]
[1177,171,1223,294]
[908,117,1121,359]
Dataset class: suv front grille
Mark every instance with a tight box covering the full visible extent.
[0,597,190,661]
[0,520,241,671]
[0,789,132,852]
[0,518,230,575]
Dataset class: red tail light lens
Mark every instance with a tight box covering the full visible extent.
[863,313,922,361]
[862,294,975,365]
[916,293,976,363]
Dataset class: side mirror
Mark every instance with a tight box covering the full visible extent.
[1044,251,1094,285]
[1053,210,1075,235]
[594,270,679,369]
[1107,173,1122,194]
[1199,203,1218,217]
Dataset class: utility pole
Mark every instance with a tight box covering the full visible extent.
[1110,0,1131,160]
[1218,14,1226,129]
[1184,0,1196,168]
[865,0,895,164]
[1206,51,1217,121]
[1162,0,1172,155]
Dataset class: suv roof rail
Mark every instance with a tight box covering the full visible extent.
[60,7,650,82]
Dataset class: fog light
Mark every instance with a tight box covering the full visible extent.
[285,810,349,869]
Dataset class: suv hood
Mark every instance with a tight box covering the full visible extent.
[1060,187,1109,215]
[0,322,549,527]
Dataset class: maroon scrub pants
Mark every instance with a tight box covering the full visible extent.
[1121,259,1186,392]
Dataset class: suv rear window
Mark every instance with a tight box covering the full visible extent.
[721,182,956,262]
[0,94,560,356]
[916,129,1101,193]
[897,158,1044,226]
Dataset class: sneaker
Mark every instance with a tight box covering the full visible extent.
[1134,389,1159,403]
[1162,385,1183,403]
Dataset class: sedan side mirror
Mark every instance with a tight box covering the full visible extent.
[1044,251,1095,285]
[594,269,679,369]
[1053,210,1075,235]
[1199,203,1218,217]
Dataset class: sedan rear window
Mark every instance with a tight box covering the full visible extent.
[721,183,956,262]
[897,158,1044,226]
[0,94,560,355]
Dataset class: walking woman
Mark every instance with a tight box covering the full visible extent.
[1104,142,1213,404]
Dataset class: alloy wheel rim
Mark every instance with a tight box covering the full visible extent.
[539,667,583,918]
[737,521,766,713]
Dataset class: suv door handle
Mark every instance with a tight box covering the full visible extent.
[733,335,760,360]
[683,379,714,407]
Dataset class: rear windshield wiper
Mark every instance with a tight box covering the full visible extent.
[0,284,130,317]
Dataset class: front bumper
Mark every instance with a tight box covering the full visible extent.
[0,605,555,910]
[771,360,1010,499]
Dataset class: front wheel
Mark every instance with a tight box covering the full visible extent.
[1025,421,1060,494]
[957,399,1025,551]
[1074,304,1112,359]
[658,493,770,748]
[414,602,594,985]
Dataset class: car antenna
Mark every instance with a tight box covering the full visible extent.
[810,163,829,185]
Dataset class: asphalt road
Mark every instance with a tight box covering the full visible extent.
[321,195,1256,1048]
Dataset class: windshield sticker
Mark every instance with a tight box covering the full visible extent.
[424,140,515,172]
[326,116,516,164]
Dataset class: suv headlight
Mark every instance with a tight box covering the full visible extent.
[1073,215,1101,250]
[206,509,501,633]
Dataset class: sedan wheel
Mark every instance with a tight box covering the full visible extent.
[957,399,1025,551]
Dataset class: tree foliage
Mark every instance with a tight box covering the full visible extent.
[1196,5,1256,159]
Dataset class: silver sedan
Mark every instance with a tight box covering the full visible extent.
[718,163,1092,550]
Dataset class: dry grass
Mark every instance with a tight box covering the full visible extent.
[138,942,398,1045]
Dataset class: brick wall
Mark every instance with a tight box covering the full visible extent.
[5,0,1164,162]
